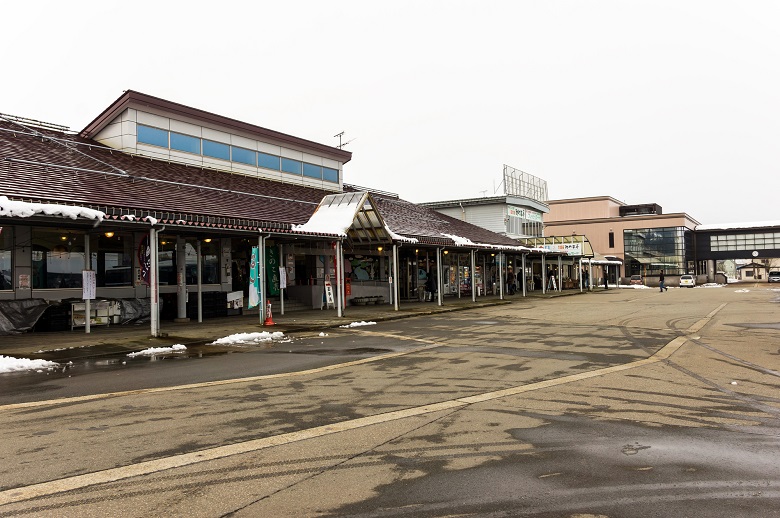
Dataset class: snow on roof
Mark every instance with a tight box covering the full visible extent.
[441,233,542,253]
[696,220,780,231]
[385,226,418,243]
[0,195,105,222]
[291,198,360,236]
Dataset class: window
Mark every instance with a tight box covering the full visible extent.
[170,132,201,154]
[97,232,132,287]
[0,227,11,290]
[281,158,302,175]
[303,163,322,179]
[203,140,230,160]
[608,232,615,248]
[137,125,169,148]
[32,230,94,289]
[232,146,256,166]
[323,167,339,183]
[258,152,280,170]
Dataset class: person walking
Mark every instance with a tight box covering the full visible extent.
[659,271,668,292]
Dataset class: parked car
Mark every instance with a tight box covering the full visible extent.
[629,275,643,285]
[769,271,780,283]
[679,274,696,288]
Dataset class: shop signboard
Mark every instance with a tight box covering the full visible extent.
[543,243,583,256]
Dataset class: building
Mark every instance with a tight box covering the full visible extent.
[0,91,552,336]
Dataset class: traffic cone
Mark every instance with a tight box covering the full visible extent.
[264,300,275,326]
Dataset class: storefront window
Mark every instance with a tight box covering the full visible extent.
[0,227,11,290]
[184,240,220,284]
[32,229,94,289]
[97,232,133,287]
[624,227,693,276]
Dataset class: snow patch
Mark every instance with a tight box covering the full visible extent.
[211,331,286,345]
[127,344,187,357]
[340,321,377,328]
[0,355,60,373]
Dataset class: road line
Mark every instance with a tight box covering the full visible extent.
[685,303,727,334]
[0,335,689,506]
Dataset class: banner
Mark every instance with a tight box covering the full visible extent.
[266,246,280,296]
[138,235,151,285]
[248,246,260,309]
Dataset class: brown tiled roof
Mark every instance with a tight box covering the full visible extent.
[0,117,525,249]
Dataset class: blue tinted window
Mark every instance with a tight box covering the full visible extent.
[203,140,230,160]
[170,132,200,154]
[303,163,321,179]
[232,147,256,166]
[323,167,339,183]
[258,152,280,170]
[137,125,168,148]
[281,158,302,175]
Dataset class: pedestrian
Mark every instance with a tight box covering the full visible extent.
[425,274,437,302]
[659,271,667,292]
[604,267,608,290]
[507,269,516,295]
[583,269,589,288]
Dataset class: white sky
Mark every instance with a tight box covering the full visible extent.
[3,1,778,225]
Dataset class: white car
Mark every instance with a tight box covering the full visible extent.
[769,271,780,283]
[679,274,696,288]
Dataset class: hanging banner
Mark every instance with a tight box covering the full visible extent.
[138,235,151,285]
[248,246,260,309]
[266,246,280,296]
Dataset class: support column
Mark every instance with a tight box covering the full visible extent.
[336,240,344,317]
[436,247,443,306]
[150,228,160,337]
[196,240,203,323]
[541,255,547,294]
[522,253,527,297]
[393,243,400,311]
[175,236,188,322]
[579,258,583,293]
[279,244,285,316]
[498,252,504,300]
[259,235,266,325]
[84,234,91,334]
[558,255,563,292]
[471,250,476,302]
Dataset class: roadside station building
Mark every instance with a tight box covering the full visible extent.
[0,91,552,336]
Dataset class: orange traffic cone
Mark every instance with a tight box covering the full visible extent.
[264,300,275,326]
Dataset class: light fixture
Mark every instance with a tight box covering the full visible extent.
[60,235,68,241]
[104,231,114,238]
[377,246,383,252]
[443,250,449,255]
[204,238,212,243]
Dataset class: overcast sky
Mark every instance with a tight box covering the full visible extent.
[3,1,778,225]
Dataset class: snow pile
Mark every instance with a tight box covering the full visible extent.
[127,344,187,357]
[734,289,750,293]
[0,355,60,373]
[0,196,105,221]
[211,331,285,345]
[340,321,377,328]
[700,283,723,288]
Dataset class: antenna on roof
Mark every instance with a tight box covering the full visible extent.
[479,190,487,197]
[334,131,356,149]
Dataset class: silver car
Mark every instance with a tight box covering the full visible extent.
[769,271,780,283]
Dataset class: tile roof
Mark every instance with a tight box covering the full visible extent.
[0,117,529,249]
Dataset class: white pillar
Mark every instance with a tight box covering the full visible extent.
[150,228,160,337]
[336,240,344,318]
[196,240,203,323]
[558,255,563,292]
[84,234,90,334]
[499,252,504,300]
[279,244,285,316]
[393,243,400,311]
[579,258,583,293]
[522,253,527,297]
[588,261,593,292]
[471,250,476,302]
[175,236,188,322]
[541,255,547,294]
[436,247,443,305]
[259,235,265,325]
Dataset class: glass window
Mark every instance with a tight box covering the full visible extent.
[303,163,322,179]
[137,125,169,148]
[200,240,220,284]
[323,167,339,183]
[281,158,302,175]
[97,232,132,287]
[170,132,201,154]
[258,152,280,170]
[232,147,256,166]
[203,140,230,160]
[0,227,11,290]
[32,230,94,289]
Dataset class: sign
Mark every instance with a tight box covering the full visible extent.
[279,266,287,289]
[138,235,151,285]
[18,274,30,289]
[507,206,526,218]
[82,270,96,300]
[248,246,260,309]
[543,243,583,256]
[266,246,280,296]
[285,253,295,286]
[324,278,335,309]
[526,210,543,222]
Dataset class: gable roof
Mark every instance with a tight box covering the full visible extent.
[80,90,352,164]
